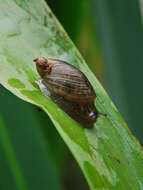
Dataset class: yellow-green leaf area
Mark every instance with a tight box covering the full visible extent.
[8,78,25,89]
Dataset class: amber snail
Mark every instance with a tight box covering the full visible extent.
[34,57,106,128]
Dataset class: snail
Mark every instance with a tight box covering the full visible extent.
[34,57,106,128]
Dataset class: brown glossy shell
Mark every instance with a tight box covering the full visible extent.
[38,58,96,104]
[34,57,106,128]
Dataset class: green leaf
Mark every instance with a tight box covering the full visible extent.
[0,0,143,189]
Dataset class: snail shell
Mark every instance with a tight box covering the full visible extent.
[34,57,96,104]
[34,57,105,128]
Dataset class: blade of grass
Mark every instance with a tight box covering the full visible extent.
[0,85,64,190]
[0,114,27,190]
[0,0,143,189]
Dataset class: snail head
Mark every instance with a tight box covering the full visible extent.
[34,57,51,77]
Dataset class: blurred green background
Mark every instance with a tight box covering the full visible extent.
[0,0,143,189]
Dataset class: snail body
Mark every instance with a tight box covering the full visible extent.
[34,57,105,128]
